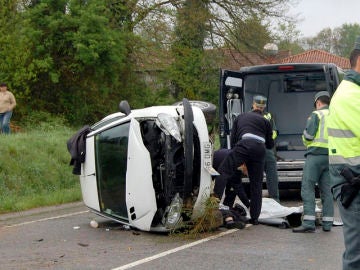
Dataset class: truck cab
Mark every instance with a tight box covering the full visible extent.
[219,63,344,189]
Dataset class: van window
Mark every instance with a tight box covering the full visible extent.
[284,72,327,92]
[241,71,330,159]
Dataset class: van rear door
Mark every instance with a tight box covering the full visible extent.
[219,69,246,149]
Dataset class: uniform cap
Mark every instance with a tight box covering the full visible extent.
[314,91,330,103]
[355,36,360,50]
[253,95,267,107]
[0,82,7,87]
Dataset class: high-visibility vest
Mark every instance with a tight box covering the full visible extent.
[328,80,360,165]
[303,109,329,149]
[264,112,277,140]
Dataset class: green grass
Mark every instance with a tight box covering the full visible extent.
[0,122,81,214]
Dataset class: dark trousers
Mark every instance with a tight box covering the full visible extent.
[223,171,250,208]
[214,139,266,220]
[213,149,250,208]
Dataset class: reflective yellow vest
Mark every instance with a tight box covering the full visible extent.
[264,112,277,140]
[328,80,360,165]
[303,109,329,149]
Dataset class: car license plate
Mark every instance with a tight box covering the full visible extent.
[203,142,219,176]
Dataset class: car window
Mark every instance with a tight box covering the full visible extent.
[95,122,130,221]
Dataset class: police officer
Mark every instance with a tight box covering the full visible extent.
[213,95,274,225]
[328,37,360,269]
[219,95,279,208]
[293,91,334,233]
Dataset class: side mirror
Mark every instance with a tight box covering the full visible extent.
[119,100,131,115]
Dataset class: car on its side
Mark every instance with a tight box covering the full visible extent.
[70,99,216,232]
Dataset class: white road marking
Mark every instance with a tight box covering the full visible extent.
[111,229,238,270]
[4,210,89,228]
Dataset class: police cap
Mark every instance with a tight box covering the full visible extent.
[314,91,330,103]
[253,95,267,107]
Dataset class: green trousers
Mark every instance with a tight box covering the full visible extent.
[301,154,334,229]
[264,148,279,202]
[331,165,360,270]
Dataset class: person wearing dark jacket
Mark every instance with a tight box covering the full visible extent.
[213,95,274,225]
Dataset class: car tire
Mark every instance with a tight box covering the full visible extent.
[173,100,216,124]
[182,98,194,198]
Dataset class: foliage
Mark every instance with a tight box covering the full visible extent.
[301,23,360,57]
[274,21,304,54]
[333,23,360,57]
[227,15,273,52]
[0,123,80,213]
[0,0,329,128]
[0,0,129,125]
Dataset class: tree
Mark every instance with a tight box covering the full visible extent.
[301,23,360,57]
[0,0,298,125]
[304,28,333,52]
[18,0,128,124]
[0,0,31,103]
[228,15,273,52]
[167,0,295,99]
[333,23,360,57]
[168,0,211,99]
[274,21,304,54]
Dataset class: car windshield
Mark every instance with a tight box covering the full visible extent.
[95,122,130,221]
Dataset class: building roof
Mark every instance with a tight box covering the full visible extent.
[280,49,350,69]
[217,48,291,70]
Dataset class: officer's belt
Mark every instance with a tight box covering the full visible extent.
[241,133,265,143]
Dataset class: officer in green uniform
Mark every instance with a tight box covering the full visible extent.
[328,37,360,270]
[293,91,334,233]
[263,110,280,202]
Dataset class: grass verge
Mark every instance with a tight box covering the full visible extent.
[0,125,81,214]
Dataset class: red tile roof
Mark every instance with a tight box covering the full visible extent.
[280,49,350,69]
[217,48,291,70]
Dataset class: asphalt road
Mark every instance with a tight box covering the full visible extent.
[0,191,345,270]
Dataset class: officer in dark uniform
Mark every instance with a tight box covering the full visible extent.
[213,95,274,224]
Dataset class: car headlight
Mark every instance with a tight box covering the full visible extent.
[157,113,182,142]
[163,193,183,229]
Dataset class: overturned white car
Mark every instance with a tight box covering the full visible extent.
[68,99,216,232]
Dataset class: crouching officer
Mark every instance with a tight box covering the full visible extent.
[213,95,274,225]
[293,91,334,233]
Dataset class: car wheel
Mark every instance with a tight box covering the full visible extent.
[173,100,216,124]
[182,98,194,198]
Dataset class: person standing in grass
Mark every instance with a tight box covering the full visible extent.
[0,82,16,134]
